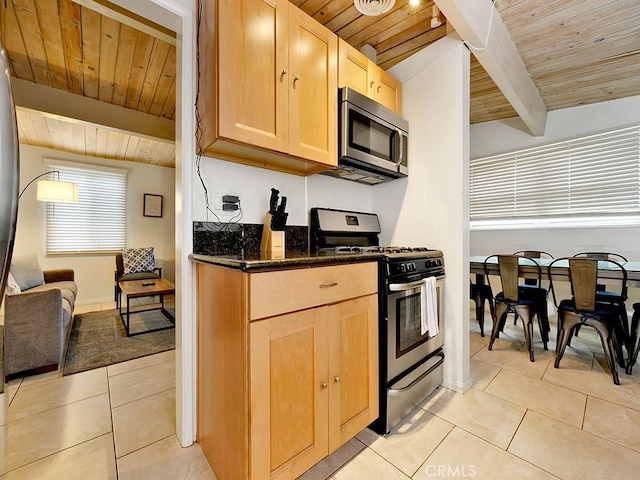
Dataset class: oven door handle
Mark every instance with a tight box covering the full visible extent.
[389,279,426,291]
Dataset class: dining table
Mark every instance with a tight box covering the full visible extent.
[470,254,640,372]
[470,256,640,288]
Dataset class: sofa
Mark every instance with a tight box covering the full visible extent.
[3,254,77,379]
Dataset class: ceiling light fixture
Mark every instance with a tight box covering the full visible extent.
[354,0,396,16]
[409,0,420,6]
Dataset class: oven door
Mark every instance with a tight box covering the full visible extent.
[387,276,444,381]
[341,101,408,176]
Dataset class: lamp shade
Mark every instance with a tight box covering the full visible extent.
[36,179,79,202]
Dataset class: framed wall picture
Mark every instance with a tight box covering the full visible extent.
[143,194,163,218]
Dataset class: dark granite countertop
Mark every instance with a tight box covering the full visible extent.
[189,251,383,272]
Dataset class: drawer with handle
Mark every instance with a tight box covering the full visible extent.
[249,262,378,320]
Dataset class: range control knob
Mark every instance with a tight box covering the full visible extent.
[399,264,406,273]
[410,262,416,271]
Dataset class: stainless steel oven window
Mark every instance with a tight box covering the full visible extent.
[387,278,445,381]
[396,291,430,357]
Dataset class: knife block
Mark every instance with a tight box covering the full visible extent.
[260,213,285,258]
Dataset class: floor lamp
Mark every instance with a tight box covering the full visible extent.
[18,171,79,202]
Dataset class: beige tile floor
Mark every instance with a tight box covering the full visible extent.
[302,309,640,479]
[2,307,640,479]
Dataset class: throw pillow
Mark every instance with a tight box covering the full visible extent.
[122,247,155,275]
[10,253,45,290]
[5,272,21,295]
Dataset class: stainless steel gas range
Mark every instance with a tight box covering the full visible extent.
[311,208,445,434]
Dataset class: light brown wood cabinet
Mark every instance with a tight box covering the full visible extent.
[338,38,402,115]
[196,262,379,480]
[198,0,337,175]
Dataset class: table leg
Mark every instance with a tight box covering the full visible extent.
[125,296,131,336]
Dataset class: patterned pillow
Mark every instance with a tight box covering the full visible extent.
[10,253,45,290]
[122,247,155,275]
[5,272,21,295]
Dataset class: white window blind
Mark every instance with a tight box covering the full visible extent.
[46,161,128,253]
[470,125,640,228]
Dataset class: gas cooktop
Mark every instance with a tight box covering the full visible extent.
[331,246,436,254]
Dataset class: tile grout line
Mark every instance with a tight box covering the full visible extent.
[107,355,175,379]
[500,413,563,480]
[107,365,121,480]
[0,432,116,477]
[353,443,411,479]
[115,433,177,462]
[407,422,456,478]
[5,390,110,424]
[110,385,176,410]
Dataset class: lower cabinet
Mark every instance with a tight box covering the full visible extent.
[196,262,379,480]
[250,295,378,479]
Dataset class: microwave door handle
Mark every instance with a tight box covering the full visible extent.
[395,128,404,167]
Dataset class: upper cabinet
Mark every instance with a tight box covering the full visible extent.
[198,0,337,175]
[338,38,402,115]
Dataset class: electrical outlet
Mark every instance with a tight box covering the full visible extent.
[213,192,240,213]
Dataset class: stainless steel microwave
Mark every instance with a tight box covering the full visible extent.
[324,87,409,185]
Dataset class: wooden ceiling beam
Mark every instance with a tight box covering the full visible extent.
[11,78,175,142]
[70,0,176,46]
[434,0,547,135]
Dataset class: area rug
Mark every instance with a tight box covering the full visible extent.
[63,306,175,376]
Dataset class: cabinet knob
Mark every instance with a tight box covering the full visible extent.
[320,382,328,390]
[370,81,375,89]
[333,376,341,384]
[377,85,381,93]
[293,74,300,86]
[319,282,338,288]
[280,69,287,81]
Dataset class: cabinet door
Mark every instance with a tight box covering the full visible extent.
[338,38,374,98]
[250,307,329,479]
[327,295,379,452]
[288,5,337,167]
[374,67,402,115]
[218,0,289,152]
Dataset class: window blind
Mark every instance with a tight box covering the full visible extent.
[470,125,640,226]
[45,161,128,253]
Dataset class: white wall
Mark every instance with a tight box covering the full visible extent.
[14,145,175,305]
[470,95,640,260]
[376,37,472,392]
[192,156,374,225]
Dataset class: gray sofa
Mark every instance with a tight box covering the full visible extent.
[4,269,77,378]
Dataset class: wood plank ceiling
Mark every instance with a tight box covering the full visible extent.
[1,0,176,167]
[2,0,640,167]
[297,0,640,124]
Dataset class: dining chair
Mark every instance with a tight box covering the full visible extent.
[512,250,554,326]
[484,254,550,362]
[627,303,640,374]
[470,279,495,337]
[572,252,628,263]
[571,252,629,345]
[513,250,554,259]
[549,257,628,385]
